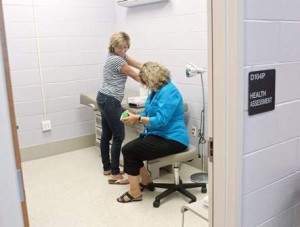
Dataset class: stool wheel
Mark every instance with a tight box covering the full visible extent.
[201,187,207,193]
[153,200,160,208]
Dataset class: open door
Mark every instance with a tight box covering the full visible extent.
[207,0,214,226]
[208,0,244,226]
[0,2,30,227]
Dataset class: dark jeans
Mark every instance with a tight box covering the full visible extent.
[96,92,125,175]
[122,135,187,176]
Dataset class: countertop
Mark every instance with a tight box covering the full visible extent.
[80,89,144,114]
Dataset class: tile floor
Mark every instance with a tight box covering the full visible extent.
[22,147,208,227]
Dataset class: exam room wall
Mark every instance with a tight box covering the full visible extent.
[2,0,209,158]
[115,0,209,154]
[242,0,300,226]
[2,0,117,148]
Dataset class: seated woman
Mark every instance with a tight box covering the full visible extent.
[118,62,189,203]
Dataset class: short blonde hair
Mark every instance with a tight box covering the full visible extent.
[139,62,170,91]
[108,32,130,53]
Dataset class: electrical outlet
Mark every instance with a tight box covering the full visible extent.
[42,120,52,132]
[191,126,197,137]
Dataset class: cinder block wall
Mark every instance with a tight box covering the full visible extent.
[3,0,117,148]
[115,0,209,168]
[3,0,208,168]
[242,0,300,226]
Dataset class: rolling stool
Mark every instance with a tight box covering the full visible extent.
[151,145,207,208]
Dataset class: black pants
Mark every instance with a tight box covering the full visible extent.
[122,135,187,176]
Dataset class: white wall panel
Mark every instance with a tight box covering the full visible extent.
[276,63,300,104]
[38,37,70,52]
[43,82,77,98]
[16,115,44,133]
[41,66,100,83]
[50,124,79,141]
[12,85,42,102]
[4,22,35,38]
[78,121,95,135]
[76,0,116,8]
[242,173,300,227]
[46,96,76,113]
[245,0,281,20]
[47,110,79,127]
[36,22,90,37]
[244,21,280,65]
[257,207,296,227]
[244,102,300,154]
[243,139,298,195]
[2,0,32,5]
[245,0,300,21]
[8,54,38,71]
[14,101,43,117]
[40,52,85,68]
[3,5,34,21]
[7,38,37,54]
[279,23,300,62]
[10,70,40,86]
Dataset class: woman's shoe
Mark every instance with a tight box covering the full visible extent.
[108,178,129,185]
[139,182,155,191]
[117,191,142,203]
[109,174,123,180]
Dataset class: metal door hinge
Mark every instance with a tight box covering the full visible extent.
[16,169,25,202]
[208,137,214,162]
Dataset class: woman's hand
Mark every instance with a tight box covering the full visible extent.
[121,113,139,125]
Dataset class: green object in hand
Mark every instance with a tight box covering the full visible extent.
[120,111,129,120]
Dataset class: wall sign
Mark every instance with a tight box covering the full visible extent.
[248,69,275,116]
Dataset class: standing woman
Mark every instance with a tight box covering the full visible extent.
[97,32,142,183]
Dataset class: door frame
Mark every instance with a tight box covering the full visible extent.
[0,2,30,226]
[208,0,244,226]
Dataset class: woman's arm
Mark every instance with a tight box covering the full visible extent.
[121,64,140,82]
[126,56,143,69]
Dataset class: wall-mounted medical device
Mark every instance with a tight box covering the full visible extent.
[185,62,206,78]
[117,0,169,7]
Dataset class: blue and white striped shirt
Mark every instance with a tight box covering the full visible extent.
[99,53,127,102]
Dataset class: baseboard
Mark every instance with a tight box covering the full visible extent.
[21,134,96,162]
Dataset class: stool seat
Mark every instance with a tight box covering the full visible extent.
[147,145,198,179]
[152,145,198,163]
